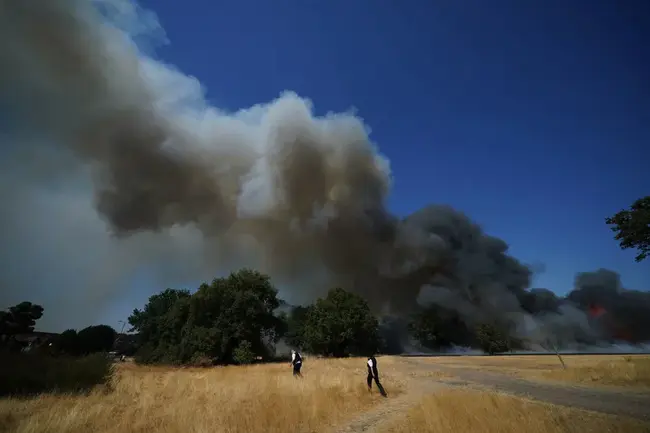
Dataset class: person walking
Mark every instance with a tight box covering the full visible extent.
[290,349,303,377]
[367,355,387,396]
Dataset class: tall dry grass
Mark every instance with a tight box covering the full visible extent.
[381,388,650,433]
[0,357,403,433]
[542,356,650,387]
[426,354,650,388]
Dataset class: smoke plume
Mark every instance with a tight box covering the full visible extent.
[0,0,647,347]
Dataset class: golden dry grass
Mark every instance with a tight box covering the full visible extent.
[381,388,650,433]
[542,356,650,387]
[423,354,650,388]
[0,357,405,433]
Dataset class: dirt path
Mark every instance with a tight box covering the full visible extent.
[331,372,448,433]
[401,357,650,422]
[332,357,650,433]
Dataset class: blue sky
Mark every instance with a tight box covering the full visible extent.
[105,0,648,328]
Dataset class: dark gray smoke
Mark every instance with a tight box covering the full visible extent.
[567,269,650,343]
[0,0,645,347]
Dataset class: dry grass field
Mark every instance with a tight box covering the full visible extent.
[3,355,649,433]
[425,354,650,388]
[381,388,650,433]
[0,357,405,433]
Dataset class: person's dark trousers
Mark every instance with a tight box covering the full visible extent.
[293,363,303,377]
[367,373,387,397]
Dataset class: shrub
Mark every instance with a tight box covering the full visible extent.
[0,352,114,397]
[475,323,511,355]
[233,340,256,365]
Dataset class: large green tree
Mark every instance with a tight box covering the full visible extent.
[302,288,379,357]
[0,302,44,350]
[128,288,191,363]
[0,302,44,335]
[475,323,512,355]
[129,269,286,365]
[408,304,474,350]
[53,329,82,356]
[605,196,650,262]
[283,305,312,350]
[77,325,117,354]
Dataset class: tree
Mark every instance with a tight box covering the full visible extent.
[408,305,474,350]
[0,302,44,335]
[232,340,256,365]
[129,269,286,365]
[0,302,44,350]
[302,288,379,357]
[180,269,285,364]
[128,288,192,364]
[283,305,312,350]
[54,329,82,356]
[605,196,650,262]
[77,325,117,354]
[475,323,511,355]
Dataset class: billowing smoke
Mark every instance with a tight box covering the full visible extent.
[0,0,647,349]
[567,269,650,344]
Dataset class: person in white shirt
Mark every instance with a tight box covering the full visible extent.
[290,349,303,377]
[367,355,387,396]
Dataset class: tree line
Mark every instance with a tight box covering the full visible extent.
[1,195,647,364]
[124,269,522,363]
[0,302,119,356]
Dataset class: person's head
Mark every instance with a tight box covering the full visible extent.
[291,349,296,355]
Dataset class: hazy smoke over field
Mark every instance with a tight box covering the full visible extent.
[0,0,647,345]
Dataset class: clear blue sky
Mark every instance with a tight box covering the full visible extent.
[107,0,649,328]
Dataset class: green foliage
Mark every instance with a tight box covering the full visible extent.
[605,196,650,262]
[130,269,286,365]
[0,352,113,397]
[284,305,312,349]
[0,301,45,351]
[54,329,82,356]
[408,305,474,350]
[128,288,192,364]
[232,340,256,365]
[0,301,44,336]
[77,325,117,354]
[302,288,379,357]
[52,325,117,356]
[475,323,511,355]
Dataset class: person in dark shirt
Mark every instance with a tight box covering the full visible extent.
[366,355,387,396]
[290,350,303,377]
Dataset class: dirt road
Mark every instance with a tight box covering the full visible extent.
[332,356,650,433]
[402,357,650,420]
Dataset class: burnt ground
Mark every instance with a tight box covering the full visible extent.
[332,356,650,433]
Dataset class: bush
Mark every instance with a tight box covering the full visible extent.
[233,340,256,365]
[475,323,511,355]
[0,352,114,397]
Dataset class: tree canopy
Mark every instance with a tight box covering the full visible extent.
[128,269,286,365]
[408,304,474,350]
[78,325,117,354]
[301,288,379,357]
[283,305,312,350]
[475,323,513,355]
[0,301,44,337]
[52,325,117,356]
[605,195,650,262]
[0,301,44,351]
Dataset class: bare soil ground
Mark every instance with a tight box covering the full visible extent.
[332,356,650,433]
